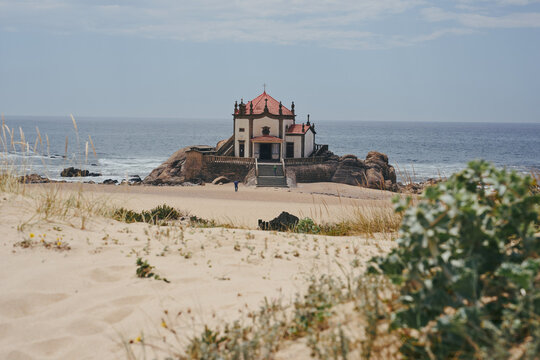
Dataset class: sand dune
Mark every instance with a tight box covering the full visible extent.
[0,183,395,359]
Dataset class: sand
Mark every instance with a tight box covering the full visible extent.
[0,182,396,359]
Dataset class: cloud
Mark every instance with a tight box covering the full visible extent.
[422,6,540,28]
[0,0,539,49]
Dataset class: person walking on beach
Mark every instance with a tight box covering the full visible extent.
[234,180,239,192]
[273,164,277,176]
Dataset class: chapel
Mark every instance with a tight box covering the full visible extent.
[233,91,316,160]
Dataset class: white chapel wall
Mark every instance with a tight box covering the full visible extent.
[285,135,302,158]
[304,130,314,156]
[234,118,249,157]
[253,117,279,137]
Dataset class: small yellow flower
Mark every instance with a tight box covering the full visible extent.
[29,233,35,238]
[161,320,167,329]
[41,239,45,243]
[135,336,141,342]
[57,241,62,246]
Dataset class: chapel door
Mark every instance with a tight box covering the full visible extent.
[259,143,272,160]
[239,143,245,157]
[286,142,294,158]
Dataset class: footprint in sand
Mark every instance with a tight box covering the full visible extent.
[88,267,125,283]
[28,336,74,357]
[0,293,68,319]
[103,307,134,325]
[66,318,104,336]
[84,295,148,318]
[109,295,148,307]
[4,349,34,360]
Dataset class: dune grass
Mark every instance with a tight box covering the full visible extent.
[124,271,400,359]
[1,115,115,230]
[302,204,403,237]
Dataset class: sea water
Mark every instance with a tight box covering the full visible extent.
[1,116,539,183]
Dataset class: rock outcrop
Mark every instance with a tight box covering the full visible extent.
[143,143,398,191]
[142,147,189,185]
[143,146,252,186]
[286,151,398,191]
[61,167,101,177]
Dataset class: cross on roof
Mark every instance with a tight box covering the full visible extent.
[263,83,267,92]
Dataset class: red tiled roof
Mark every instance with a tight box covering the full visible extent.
[251,135,283,143]
[235,91,293,116]
[286,124,311,134]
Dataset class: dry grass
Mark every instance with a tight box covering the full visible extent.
[294,196,403,238]
[318,204,402,237]
[123,271,402,360]
[1,115,114,230]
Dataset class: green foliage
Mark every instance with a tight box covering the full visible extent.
[113,207,143,223]
[369,160,540,359]
[188,215,218,228]
[296,217,321,234]
[113,204,181,224]
[136,258,170,283]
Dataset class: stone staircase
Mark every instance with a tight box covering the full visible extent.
[215,135,235,156]
[256,162,288,187]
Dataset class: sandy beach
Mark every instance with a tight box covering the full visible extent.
[0,182,396,359]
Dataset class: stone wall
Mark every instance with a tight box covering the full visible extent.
[203,161,253,182]
[285,163,337,183]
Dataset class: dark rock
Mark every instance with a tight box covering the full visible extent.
[212,176,230,185]
[18,174,50,184]
[102,179,118,185]
[259,211,299,231]
[129,175,142,184]
[61,167,101,177]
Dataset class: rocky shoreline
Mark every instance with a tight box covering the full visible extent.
[17,155,442,194]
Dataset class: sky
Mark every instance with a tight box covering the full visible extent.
[0,0,539,122]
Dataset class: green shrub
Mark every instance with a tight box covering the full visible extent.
[296,217,321,234]
[136,258,169,283]
[112,207,143,223]
[369,160,540,359]
[113,204,181,224]
[141,204,180,224]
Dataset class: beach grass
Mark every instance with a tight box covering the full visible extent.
[123,270,400,359]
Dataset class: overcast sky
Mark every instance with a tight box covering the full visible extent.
[1,0,539,122]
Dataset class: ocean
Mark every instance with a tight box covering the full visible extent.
[1,116,539,183]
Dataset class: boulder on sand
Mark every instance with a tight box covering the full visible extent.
[258,211,300,231]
